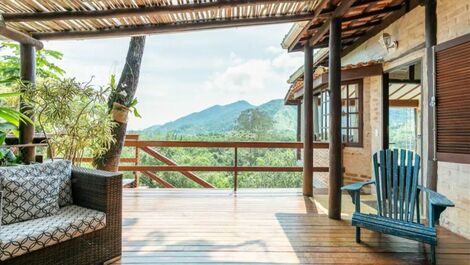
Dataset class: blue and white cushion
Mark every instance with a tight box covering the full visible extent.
[1,175,60,225]
[0,160,73,206]
[0,205,106,261]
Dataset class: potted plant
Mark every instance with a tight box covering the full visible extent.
[108,75,141,124]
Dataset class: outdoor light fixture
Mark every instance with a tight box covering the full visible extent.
[379,32,398,51]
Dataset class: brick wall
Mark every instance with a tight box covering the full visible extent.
[340,0,470,239]
[435,0,470,239]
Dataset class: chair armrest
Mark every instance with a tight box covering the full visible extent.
[341,180,375,211]
[418,185,454,207]
[71,167,123,260]
[418,185,454,227]
[71,167,122,213]
[341,180,375,192]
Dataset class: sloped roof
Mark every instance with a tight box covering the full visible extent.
[285,60,382,103]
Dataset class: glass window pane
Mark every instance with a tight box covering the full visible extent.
[342,129,348,142]
[341,115,347,127]
[349,114,359,127]
[341,85,347,99]
[348,84,359,98]
[348,99,359,112]
[349,129,360,143]
[342,99,348,114]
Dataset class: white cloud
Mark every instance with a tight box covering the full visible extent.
[34,24,303,130]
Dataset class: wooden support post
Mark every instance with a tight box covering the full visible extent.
[328,17,343,220]
[234,147,238,192]
[382,73,390,150]
[425,0,438,191]
[134,144,140,188]
[313,95,319,140]
[296,102,302,160]
[19,44,36,163]
[303,44,314,197]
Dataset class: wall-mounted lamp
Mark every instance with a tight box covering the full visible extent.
[379,32,398,51]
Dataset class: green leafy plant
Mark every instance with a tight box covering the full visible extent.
[125,97,141,118]
[108,74,141,118]
[22,78,116,165]
[0,91,33,165]
[0,42,65,85]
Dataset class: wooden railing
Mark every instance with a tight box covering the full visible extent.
[95,135,330,190]
[13,134,331,190]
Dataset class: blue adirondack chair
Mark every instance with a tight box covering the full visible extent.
[341,149,454,265]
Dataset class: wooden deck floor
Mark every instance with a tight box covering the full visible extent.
[117,189,470,265]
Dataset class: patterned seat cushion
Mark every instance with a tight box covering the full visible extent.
[0,205,106,261]
[1,175,61,225]
[0,160,73,206]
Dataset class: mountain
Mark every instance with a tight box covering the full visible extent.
[144,100,254,134]
[143,99,297,135]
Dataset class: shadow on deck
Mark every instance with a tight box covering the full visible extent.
[116,189,470,265]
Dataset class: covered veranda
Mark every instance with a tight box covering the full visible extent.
[119,189,470,264]
[1,0,470,264]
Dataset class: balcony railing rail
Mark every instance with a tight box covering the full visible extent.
[8,134,331,191]
[81,135,330,190]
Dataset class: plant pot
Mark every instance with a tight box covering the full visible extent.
[111,102,130,124]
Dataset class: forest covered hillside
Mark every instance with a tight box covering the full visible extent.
[143,99,297,135]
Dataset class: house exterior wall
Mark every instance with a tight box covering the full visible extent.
[339,0,470,239]
[341,75,383,195]
[435,0,470,239]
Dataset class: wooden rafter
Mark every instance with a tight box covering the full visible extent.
[287,0,331,52]
[0,14,43,49]
[309,0,357,47]
[3,0,313,22]
[33,14,316,40]
[287,0,420,53]
[0,0,325,40]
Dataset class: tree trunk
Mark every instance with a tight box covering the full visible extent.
[96,36,146,171]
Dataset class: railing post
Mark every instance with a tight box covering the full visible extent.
[134,135,140,188]
[234,147,238,192]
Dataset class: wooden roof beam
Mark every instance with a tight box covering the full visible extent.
[3,0,316,22]
[287,0,331,53]
[32,14,316,40]
[308,0,357,47]
[0,15,43,49]
[342,0,420,56]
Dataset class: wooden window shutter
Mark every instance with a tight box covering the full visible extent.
[435,35,470,164]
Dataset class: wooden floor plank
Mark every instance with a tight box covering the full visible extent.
[116,189,470,265]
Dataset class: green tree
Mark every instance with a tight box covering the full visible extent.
[235,108,274,140]
[0,42,65,85]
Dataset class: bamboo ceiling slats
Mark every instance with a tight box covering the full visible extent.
[0,0,323,40]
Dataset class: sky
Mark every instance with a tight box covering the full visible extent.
[43,23,303,130]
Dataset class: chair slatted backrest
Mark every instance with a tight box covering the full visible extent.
[372,149,421,223]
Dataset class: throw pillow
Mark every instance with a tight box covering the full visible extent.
[1,175,60,225]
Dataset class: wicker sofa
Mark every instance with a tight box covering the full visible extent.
[0,163,122,265]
